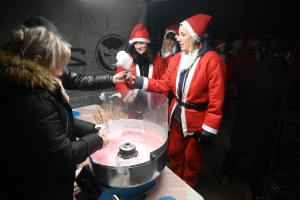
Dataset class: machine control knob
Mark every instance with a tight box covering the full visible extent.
[112,194,121,200]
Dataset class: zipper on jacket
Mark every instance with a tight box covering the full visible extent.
[65,110,69,136]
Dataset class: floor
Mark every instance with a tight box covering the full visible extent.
[194,101,250,200]
[180,100,300,200]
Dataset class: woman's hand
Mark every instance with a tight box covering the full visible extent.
[101,135,109,148]
[163,43,172,53]
[128,74,136,84]
[112,71,130,84]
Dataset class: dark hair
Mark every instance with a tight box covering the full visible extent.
[165,32,176,41]
[165,32,180,53]
[129,43,156,64]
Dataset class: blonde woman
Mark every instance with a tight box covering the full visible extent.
[130,14,226,187]
[0,26,124,200]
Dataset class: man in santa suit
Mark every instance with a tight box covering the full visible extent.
[130,13,226,187]
[114,24,167,111]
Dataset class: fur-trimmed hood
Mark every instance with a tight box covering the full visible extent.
[0,53,57,92]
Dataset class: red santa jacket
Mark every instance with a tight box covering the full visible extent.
[227,52,245,86]
[161,52,174,67]
[142,51,226,136]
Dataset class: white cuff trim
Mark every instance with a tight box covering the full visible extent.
[142,77,148,90]
[164,52,172,58]
[202,124,217,135]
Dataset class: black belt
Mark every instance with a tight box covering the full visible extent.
[177,99,209,111]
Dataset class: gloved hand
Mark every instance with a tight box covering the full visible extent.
[131,76,144,89]
[193,130,216,149]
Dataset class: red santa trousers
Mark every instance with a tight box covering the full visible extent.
[168,120,204,187]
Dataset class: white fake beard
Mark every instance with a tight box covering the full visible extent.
[178,49,198,73]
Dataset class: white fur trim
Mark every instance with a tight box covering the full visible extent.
[181,21,201,42]
[169,104,176,127]
[135,64,140,76]
[181,107,188,137]
[142,77,148,90]
[163,30,177,40]
[136,63,153,78]
[129,38,150,44]
[148,64,153,78]
[180,55,201,136]
[163,51,173,58]
[215,43,226,50]
[202,124,217,134]
[182,56,199,100]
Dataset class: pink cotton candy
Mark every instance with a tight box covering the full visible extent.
[90,127,163,166]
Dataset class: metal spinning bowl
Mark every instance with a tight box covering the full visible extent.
[88,91,169,188]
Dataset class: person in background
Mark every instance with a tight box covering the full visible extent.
[1,16,128,91]
[159,24,180,66]
[243,36,262,63]
[214,39,233,84]
[114,23,167,106]
[0,26,116,200]
[223,39,245,117]
[129,13,226,188]
[220,37,300,200]
[214,39,227,60]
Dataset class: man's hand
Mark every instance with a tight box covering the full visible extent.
[193,130,216,149]
[113,71,130,84]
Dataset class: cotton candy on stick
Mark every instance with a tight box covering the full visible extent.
[114,51,133,79]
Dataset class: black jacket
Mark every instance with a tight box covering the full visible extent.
[60,68,114,91]
[0,53,103,200]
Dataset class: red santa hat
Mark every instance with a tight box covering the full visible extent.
[214,39,226,50]
[233,40,244,50]
[164,24,179,39]
[129,24,150,44]
[180,13,212,42]
[249,37,261,46]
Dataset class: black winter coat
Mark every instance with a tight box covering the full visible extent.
[230,55,300,160]
[60,68,114,91]
[0,53,103,200]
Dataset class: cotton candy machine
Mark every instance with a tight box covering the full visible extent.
[76,90,169,200]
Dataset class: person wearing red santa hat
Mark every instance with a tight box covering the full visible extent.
[129,14,226,187]
[159,24,180,66]
[214,39,233,90]
[222,39,245,117]
[114,24,167,117]
[243,36,262,64]
[214,39,227,60]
